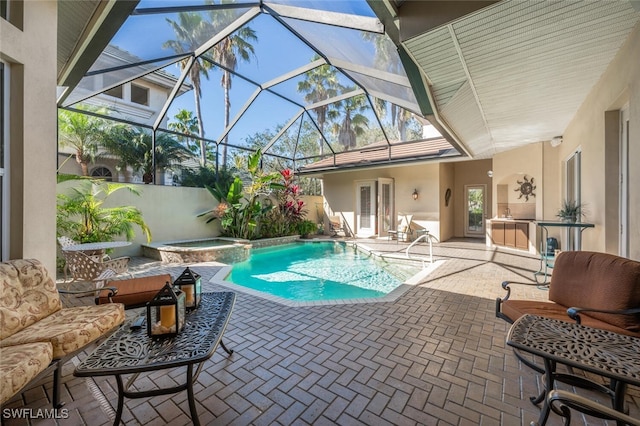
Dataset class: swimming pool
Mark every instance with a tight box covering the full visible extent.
[226,241,420,302]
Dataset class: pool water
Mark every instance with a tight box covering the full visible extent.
[227,242,418,301]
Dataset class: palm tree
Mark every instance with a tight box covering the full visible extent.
[103,127,192,184]
[330,93,370,150]
[164,12,213,166]
[297,57,340,156]
[362,31,411,141]
[168,108,200,155]
[57,178,152,243]
[58,107,111,176]
[208,3,257,168]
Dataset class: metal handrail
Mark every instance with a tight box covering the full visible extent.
[406,232,439,263]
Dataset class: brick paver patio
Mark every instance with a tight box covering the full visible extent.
[3,238,638,425]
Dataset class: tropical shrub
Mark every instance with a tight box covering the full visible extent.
[175,165,235,189]
[57,175,152,243]
[199,150,282,240]
[296,220,318,238]
[262,168,307,237]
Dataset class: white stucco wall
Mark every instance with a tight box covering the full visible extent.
[1,1,58,271]
[321,163,441,239]
[56,181,323,257]
[560,22,640,258]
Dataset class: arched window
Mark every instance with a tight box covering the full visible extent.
[91,166,113,181]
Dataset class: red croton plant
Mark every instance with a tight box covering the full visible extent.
[278,169,306,226]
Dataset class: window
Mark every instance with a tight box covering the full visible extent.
[1,62,8,260]
[1,0,7,20]
[131,84,149,106]
[105,86,123,99]
[91,166,113,181]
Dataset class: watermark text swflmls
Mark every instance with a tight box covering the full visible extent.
[2,408,70,419]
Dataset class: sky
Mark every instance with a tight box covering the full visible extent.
[87,0,418,150]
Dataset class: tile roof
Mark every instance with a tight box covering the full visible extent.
[298,138,459,174]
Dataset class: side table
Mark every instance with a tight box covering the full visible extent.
[75,292,236,426]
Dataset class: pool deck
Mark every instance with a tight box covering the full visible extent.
[5,238,638,425]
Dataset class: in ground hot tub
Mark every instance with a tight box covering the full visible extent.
[142,238,250,264]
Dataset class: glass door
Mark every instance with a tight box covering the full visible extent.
[356,180,376,237]
[378,178,394,237]
[464,185,486,237]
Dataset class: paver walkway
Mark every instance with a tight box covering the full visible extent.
[3,238,638,425]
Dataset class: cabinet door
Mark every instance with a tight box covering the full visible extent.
[515,223,529,250]
[492,222,505,246]
[505,223,516,247]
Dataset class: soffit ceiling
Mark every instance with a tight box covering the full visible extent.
[388,0,640,159]
[57,0,100,77]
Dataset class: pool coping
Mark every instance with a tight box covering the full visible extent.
[208,241,446,307]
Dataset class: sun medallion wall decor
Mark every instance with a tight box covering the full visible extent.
[514,175,536,201]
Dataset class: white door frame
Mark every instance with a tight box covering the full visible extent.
[620,105,629,257]
[355,180,376,237]
[377,178,394,237]
[565,149,582,250]
[464,184,486,238]
[1,61,8,261]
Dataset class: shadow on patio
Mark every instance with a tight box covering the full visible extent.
[4,239,638,425]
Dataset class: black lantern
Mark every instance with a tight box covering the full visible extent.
[146,282,186,337]
[173,267,201,310]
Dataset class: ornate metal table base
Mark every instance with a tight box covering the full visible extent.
[75,292,236,426]
[507,315,640,426]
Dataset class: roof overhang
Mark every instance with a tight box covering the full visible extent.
[371,0,640,159]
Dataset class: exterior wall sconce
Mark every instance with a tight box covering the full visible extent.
[412,189,419,200]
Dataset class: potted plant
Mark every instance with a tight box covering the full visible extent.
[556,199,585,223]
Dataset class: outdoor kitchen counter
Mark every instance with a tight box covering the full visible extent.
[486,219,536,254]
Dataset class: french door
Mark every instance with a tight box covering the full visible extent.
[356,181,376,237]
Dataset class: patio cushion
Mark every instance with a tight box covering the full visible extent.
[502,299,640,337]
[0,259,62,339]
[0,342,53,404]
[0,304,124,359]
[549,251,640,332]
[96,274,172,308]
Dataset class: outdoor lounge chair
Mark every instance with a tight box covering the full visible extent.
[57,236,107,281]
[329,216,344,237]
[388,214,413,242]
[63,250,131,288]
[533,390,640,426]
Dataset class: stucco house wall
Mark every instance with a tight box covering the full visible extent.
[558,21,640,258]
[438,162,455,241]
[1,1,58,272]
[321,159,492,241]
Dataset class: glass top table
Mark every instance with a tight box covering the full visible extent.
[75,292,236,426]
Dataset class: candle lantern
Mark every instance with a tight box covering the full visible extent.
[146,282,186,338]
[173,267,201,310]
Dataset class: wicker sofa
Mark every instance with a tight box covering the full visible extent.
[0,259,125,407]
[496,251,640,337]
